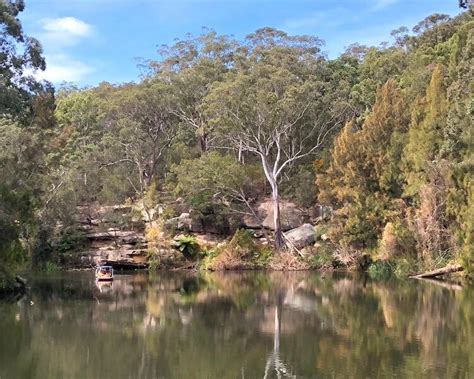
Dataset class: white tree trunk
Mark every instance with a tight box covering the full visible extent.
[260,155,285,249]
[272,183,284,249]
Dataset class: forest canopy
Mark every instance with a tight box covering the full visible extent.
[0,0,473,280]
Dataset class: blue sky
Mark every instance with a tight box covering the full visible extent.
[20,0,462,87]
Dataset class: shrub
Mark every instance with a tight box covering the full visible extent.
[379,220,417,259]
[315,224,329,240]
[56,228,87,253]
[308,249,334,269]
[203,229,272,270]
[393,258,416,277]
[199,247,223,270]
[43,261,60,272]
[368,260,395,280]
[229,229,256,255]
[173,235,200,260]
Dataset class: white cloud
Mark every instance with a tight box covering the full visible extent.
[42,17,92,37]
[27,54,94,83]
[39,17,93,47]
[28,17,96,84]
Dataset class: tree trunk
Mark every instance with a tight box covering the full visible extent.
[410,264,463,279]
[199,133,208,153]
[272,186,285,249]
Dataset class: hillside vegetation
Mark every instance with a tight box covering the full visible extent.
[1,1,472,283]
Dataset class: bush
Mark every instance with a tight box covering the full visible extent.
[172,235,200,260]
[393,258,416,277]
[379,220,417,260]
[43,261,60,272]
[308,250,333,269]
[368,260,395,280]
[202,229,272,270]
[56,227,87,253]
[229,229,255,254]
[199,247,223,270]
[315,224,330,240]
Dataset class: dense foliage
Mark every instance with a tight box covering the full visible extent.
[317,13,473,272]
[0,0,53,284]
[0,1,472,279]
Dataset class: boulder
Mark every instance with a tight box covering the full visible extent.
[178,213,192,230]
[284,224,316,249]
[242,198,306,231]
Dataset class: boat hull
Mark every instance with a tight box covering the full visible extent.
[96,277,113,281]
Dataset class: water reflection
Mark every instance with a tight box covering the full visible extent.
[95,280,114,294]
[0,271,472,378]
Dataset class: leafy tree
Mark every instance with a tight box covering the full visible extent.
[170,152,263,218]
[403,65,447,196]
[0,0,54,281]
[0,0,45,120]
[151,31,237,152]
[100,81,179,196]
[317,81,409,248]
[205,28,347,248]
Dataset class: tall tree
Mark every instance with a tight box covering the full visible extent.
[403,65,447,196]
[0,0,45,119]
[1,0,52,277]
[205,28,347,248]
[317,81,409,248]
[101,80,179,196]
[150,31,237,152]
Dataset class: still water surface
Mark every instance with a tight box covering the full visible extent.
[0,271,472,379]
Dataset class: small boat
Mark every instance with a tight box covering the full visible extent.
[95,265,114,281]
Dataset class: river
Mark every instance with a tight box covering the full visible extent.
[0,271,472,378]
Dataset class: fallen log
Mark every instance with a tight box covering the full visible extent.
[410,264,464,279]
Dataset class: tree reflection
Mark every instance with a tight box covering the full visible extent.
[263,291,295,379]
[0,271,472,379]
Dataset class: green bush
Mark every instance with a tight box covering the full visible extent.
[228,229,264,260]
[172,235,200,260]
[229,229,255,249]
[56,228,87,253]
[393,258,415,277]
[43,261,60,272]
[308,251,333,269]
[199,247,223,270]
[368,260,395,280]
[315,224,329,240]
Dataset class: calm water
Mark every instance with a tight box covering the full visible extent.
[0,271,472,379]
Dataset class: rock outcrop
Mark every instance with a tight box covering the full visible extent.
[164,211,227,235]
[66,205,149,269]
[284,224,316,249]
[243,199,308,231]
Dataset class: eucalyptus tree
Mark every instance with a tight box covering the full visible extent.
[149,31,237,152]
[53,88,106,195]
[170,152,264,219]
[101,80,179,197]
[0,0,45,120]
[204,28,349,248]
[1,0,55,273]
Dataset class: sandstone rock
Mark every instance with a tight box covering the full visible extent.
[242,198,306,231]
[284,224,316,249]
[177,213,192,230]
